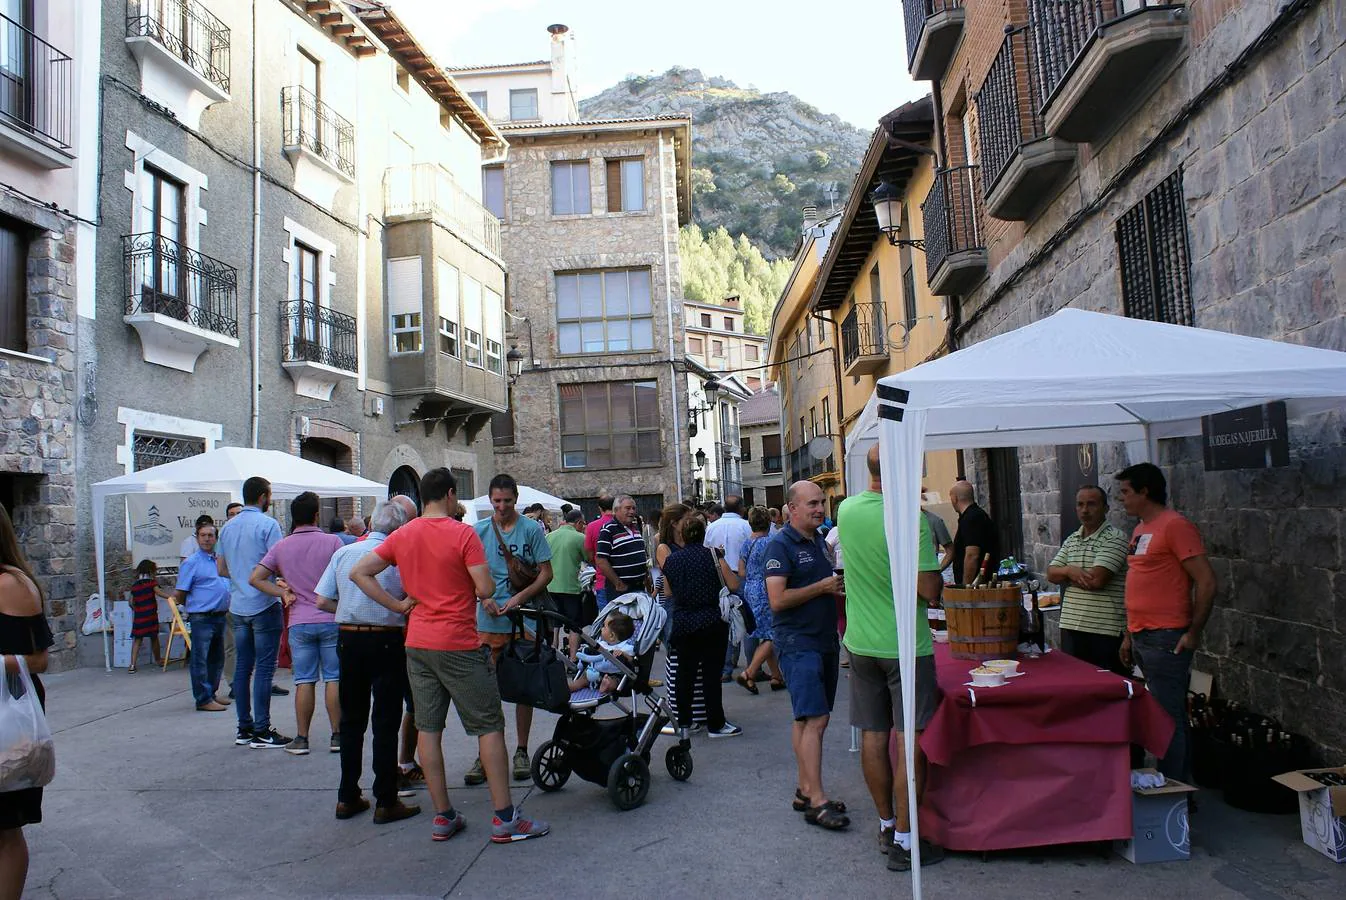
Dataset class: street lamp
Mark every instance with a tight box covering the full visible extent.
[506,344,524,384]
[687,376,721,438]
[870,181,925,251]
[694,448,707,470]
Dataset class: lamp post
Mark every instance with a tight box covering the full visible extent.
[506,344,524,384]
[870,181,925,251]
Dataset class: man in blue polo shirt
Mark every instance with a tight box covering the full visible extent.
[766,480,848,831]
[175,520,233,712]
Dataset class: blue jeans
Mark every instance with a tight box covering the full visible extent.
[1131,627,1194,782]
[232,604,283,732]
[187,612,227,707]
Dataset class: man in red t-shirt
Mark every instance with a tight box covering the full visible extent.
[583,495,614,593]
[1116,462,1217,783]
[351,468,550,845]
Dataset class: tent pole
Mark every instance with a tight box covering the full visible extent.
[94,493,110,672]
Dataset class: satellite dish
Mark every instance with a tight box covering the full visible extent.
[807,436,833,461]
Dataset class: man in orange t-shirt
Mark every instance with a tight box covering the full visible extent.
[1116,462,1217,783]
[351,468,550,845]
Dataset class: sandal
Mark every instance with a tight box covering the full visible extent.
[769,679,787,692]
[805,800,850,830]
[794,789,847,813]
[127,665,137,674]
[735,673,759,695]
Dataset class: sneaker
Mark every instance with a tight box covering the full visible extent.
[431,809,467,842]
[398,764,425,798]
[887,842,911,872]
[373,801,421,825]
[463,758,486,786]
[271,685,289,696]
[334,797,370,820]
[707,722,742,739]
[234,727,254,746]
[659,723,677,737]
[879,825,895,854]
[284,736,311,756]
[330,734,341,754]
[689,723,705,735]
[249,727,292,749]
[512,747,531,781]
[491,809,550,843]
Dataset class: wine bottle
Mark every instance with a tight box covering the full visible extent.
[970,554,992,588]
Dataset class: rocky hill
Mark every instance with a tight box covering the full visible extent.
[580,67,870,259]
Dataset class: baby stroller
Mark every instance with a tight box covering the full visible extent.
[519,593,692,810]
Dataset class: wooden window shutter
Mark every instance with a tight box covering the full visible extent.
[606,160,622,213]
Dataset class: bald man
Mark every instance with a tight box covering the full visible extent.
[949,480,999,585]
[765,481,848,831]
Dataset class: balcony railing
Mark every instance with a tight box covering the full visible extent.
[902,0,964,79]
[976,26,1045,197]
[123,233,238,337]
[126,0,230,94]
[384,163,502,256]
[788,446,836,482]
[922,166,984,288]
[0,13,72,150]
[282,85,355,178]
[280,300,357,372]
[761,454,783,474]
[840,301,887,373]
[1029,0,1178,112]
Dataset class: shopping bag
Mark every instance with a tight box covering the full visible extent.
[496,625,570,713]
[0,656,55,791]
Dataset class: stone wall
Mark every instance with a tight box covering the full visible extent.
[951,1,1346,758]
[0,214,78,670]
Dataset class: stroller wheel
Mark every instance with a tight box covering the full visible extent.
[665,744,693,782]
[607,752,651,811]
[531,740,570,792]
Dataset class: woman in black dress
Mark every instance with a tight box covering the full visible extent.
[0,504,53,900]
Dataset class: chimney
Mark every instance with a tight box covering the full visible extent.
[724,295,741,309]
[548,24,578,122]
[801,205,819,233]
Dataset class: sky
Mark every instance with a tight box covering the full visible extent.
[391,0,927,130]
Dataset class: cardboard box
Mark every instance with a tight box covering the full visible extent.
[1272,768,1346,863]
[1116,769,1197,863]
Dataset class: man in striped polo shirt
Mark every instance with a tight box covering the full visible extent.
[1047,485,1129,673]
[594,495,649,607]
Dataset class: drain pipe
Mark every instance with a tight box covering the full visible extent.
[249,0,262,448]
[658,129,684,501]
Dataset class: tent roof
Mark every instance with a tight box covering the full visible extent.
[90,447,388,501]
[468,485,576,517]
[850,308,1346,453]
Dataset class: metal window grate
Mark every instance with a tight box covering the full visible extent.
[132,433,204,472]
[1116,169,1193,326]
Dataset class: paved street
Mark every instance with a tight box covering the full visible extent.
[23,660,1342,899]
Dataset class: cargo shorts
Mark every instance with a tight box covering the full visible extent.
[404,646,505,736]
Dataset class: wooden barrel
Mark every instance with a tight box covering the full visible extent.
[943,587,1021,661]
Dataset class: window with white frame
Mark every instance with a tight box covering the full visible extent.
[484,287,503,375]
[555,268,654,355]
[462,274,482,367]
[551,160,591,215]
[437,258,459,357]
[468,91,487,113]
[509,88,538,120]
[387,256,423,353]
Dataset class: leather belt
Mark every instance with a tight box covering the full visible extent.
[339,624,403,633]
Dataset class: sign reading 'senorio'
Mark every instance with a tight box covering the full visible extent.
[126,493,232,569]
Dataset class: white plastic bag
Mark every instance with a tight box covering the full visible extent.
[81,594,110,634]
[0,655,56,791]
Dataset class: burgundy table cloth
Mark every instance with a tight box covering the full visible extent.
[911,644,1174,852]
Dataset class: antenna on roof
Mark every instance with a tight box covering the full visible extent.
[823,182,839,214]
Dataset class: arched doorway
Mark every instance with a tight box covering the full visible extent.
[388,465,421,512]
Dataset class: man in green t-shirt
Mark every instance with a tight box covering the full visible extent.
[545,509,588,658]
[836,444,945,873]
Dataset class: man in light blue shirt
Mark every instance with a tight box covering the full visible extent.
[175,520,232,711]
[315,496,421,822]
[216,476,290,748]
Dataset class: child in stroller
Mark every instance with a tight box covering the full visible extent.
[567,611,635,695]
[524,593,694,810]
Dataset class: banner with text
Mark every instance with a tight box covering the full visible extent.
[1201,401,1289,471]
[126,493,233,569]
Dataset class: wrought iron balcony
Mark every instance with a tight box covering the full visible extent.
[122,233,238,336]
[0,13,72,160]
[1029,0,1187,142]
[788,446,836,483]
[840,301,888,377]
[125,0,230,95]
[281,300,358,373]
[281,85,355,178]
[384,164,502,256]
[761,454,783,474]
[922,166,987,296]
[902,0,965,81]
[975,25,1077,221]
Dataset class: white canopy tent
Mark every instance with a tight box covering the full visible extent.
[468,485,577,520]
[845,309,1346,898]
[91,447,389,672]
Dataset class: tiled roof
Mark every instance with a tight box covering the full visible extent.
[739,387,781,427]
[444,60,548,72]
[498,114,691,130]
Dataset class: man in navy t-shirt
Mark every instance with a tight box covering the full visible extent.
[765,480,848,831]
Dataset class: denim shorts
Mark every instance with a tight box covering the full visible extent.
[776,648,840,721]
[289,622,339,684]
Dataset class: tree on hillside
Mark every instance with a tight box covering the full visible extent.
[679,225,792,336]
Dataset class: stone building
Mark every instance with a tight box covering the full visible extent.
[683,295,768,390]
[739,384,786,511]
[75,0,506,664]
[0,1,98,670]
[684,357,751,504]
[903,0,1346,757]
